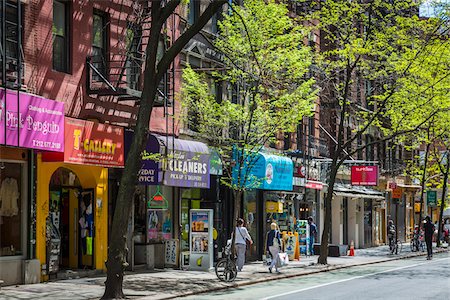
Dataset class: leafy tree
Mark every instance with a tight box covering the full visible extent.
[103,1,227,298]
[179,0,316,247]
[295,0,450,264]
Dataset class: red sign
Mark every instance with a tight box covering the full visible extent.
[387,181,397,190]
[305,181,323,190]
[351,166,378,186]
[392,188,403,199]
[64,117,124,167]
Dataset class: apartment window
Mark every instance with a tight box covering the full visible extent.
[92,11,108,78]
[215,81,223,103]
[357,134,363,160]
[188,0,200,25]
[283,132,291,151]
[126,23,142,90]
[53,1,70,72]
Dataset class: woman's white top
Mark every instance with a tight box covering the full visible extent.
[235,226,252,245]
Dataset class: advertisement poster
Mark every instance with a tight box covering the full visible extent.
[0,89,64,152]
[189,209,213,271]
[64,117,124,167]
[147,209,171,241]
[191,211,209,233]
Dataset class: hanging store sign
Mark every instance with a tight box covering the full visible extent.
[427,190,437,207]
[64,117,124,167]
[0,89,64,152]
[351,166,379,186]
[392,188,403,199]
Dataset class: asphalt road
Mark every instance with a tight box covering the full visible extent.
[181,252,450,300]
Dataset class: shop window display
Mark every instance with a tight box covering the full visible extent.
[0,162,23,256]
[264,192,295,233]
[147,185,173,243]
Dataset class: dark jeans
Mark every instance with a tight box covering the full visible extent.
[425,238,432,257]
[309,236,315,255]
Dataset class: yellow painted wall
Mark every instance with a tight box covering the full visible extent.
[36,153,108,280]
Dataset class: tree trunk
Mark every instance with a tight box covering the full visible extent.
[436,161,449,247]
[102,84,158,299]
[231,190,243,252]
[318,159,338,264]
[101,2,227,296]
[418,143,431,227]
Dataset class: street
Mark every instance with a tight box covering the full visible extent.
[181,252,450,300]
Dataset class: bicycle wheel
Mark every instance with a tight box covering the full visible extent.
[410,240,415,252]
[215,258,237,282]
[419,241,425,252]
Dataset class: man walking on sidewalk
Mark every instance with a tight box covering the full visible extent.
[308,217,317,255]
[423,216,435,260]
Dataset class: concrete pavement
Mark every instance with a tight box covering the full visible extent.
[0,245,447,300]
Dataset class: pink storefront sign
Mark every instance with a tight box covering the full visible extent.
[0,89,65,152]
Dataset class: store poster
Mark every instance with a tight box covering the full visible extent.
[64,117,124,167]
[147,209,172,241]
[0,89,64,152]
[189,209,213,271]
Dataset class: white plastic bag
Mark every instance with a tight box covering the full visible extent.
[278,252,289,267]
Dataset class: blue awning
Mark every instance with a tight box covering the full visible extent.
[233,149,293,191]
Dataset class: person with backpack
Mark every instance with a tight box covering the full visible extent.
[266,222,282,273]
[308,217,317,255]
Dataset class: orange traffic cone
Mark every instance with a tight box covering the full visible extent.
[349,240,355,256]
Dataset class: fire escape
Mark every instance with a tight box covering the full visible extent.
[85,1,175,126]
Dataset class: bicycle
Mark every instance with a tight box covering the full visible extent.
[215,239,237,282]
[389,233,402,255]
[410,231,425,252]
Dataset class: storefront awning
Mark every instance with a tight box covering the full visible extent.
[124,133,210,187]
[333,183,385,200]
[233,149,293,191]
[151,134,211,188]
[397,183,422,189]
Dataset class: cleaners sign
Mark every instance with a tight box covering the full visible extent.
[0,89,64,152]
[64,117,124,167]
[164,149,210,188]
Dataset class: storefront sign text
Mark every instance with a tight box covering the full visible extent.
[165,150,210,188]
[64,117,124,167]
[0,89,64,152]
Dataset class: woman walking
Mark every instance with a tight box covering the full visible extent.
[235,218,253,272]
[266,222,282,273]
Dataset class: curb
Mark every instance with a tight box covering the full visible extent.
[161,248,448,299]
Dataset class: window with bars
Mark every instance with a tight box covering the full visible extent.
[52,0,70,73]
[92,11,108,80]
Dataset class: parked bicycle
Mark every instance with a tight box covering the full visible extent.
[389,232,403,255]
[410,227,425,252]
[215,239,237,282]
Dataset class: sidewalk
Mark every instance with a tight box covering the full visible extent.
[0,245,447,300]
